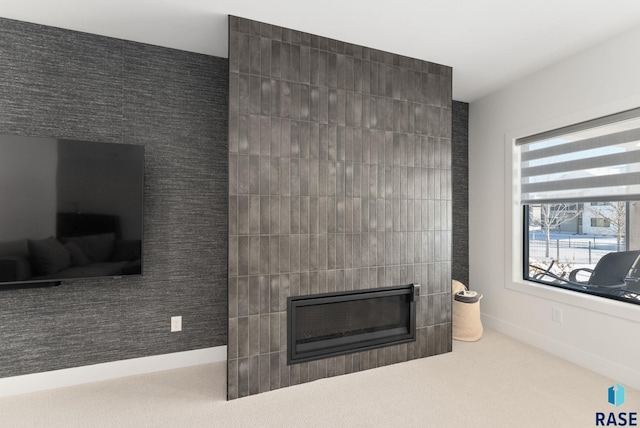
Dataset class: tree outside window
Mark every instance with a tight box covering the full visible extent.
[529,203,582,258]
[589,202,626,252]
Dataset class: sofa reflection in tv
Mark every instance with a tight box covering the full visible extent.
[0,213,141,284]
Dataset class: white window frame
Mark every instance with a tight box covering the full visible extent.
[504,105,640,323]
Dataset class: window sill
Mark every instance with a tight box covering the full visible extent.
[506,278,640,324]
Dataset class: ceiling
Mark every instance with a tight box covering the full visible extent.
[3,0,640,102]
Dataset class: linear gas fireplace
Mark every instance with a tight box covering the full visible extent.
[287,284,418,364]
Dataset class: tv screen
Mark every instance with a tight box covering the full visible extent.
[0,135,144,286]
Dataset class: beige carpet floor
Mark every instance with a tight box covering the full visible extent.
[0,328,637,427]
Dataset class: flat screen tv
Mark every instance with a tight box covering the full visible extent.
[0,135,144,287]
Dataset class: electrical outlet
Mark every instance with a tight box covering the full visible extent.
[552,307,563,323]
[171,316,182,332]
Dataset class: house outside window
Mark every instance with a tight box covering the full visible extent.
[518,108,640,305]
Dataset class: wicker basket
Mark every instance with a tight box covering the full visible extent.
[451,280,483,342]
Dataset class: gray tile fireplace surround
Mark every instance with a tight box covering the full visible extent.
[227,16,452,399]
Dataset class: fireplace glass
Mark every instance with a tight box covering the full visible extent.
[287,284,417,364]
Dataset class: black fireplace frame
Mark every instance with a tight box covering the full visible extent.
[287,284,418,364]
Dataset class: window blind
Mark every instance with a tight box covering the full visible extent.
[518,108,640,204]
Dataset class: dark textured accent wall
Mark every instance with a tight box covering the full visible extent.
[452,101,469,287]
[0,18,228,378]
[227,16,452,399]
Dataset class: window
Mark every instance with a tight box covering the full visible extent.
[590,218,611,228]
[519,108,640,305]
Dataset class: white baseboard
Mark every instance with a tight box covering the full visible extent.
[482,314,640,390]
[0,346,227,398]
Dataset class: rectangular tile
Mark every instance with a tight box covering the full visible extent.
[280,82,291,119]
[270,275,280,313]
[337,90,346,127]
[299,234,309,272]
[270,195,280,234]
[260,195,270,234]
[279,235,291,272]
[270,313,280,353]
[237,317,249,358]
[300,45,310,84]
[307,159,319,197]
[279,274,290,312]
[289,361,300,386]
[290,44,300,82]
[290,235,300,273]
[260,236,270,275]
[280,352,290,388]
[249,236,260,275]
[248,156,259,195]
[249,315,260,358]
[248,355,259,396]
[328,89,338,125]
[309,197,319,234]
[271,40,281,78]
[319,87,329,125]
[259,353,270,393]
[259,276,270,315]
[300,84,310,121]
[300,159,309,196]
[309,87,319,123]
[291,158,300,196]
[318,50,328,87]
[280,42,290,81]
[280,157,291,197]
[238,33,250,74]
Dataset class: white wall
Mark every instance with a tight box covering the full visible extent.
[470,25,640,389]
